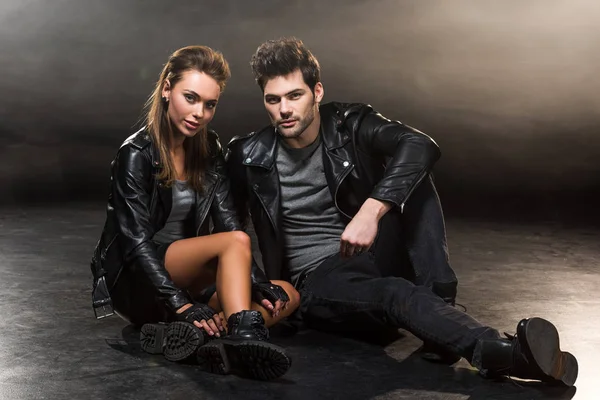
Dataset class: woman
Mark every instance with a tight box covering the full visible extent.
[90,45,299,381]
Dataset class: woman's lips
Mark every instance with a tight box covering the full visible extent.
[184,120,200,130]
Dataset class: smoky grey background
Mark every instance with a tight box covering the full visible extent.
[1,0,599,219]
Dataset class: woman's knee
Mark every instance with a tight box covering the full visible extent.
[226,231,251,251]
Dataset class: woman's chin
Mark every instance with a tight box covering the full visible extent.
[179,125,201,138]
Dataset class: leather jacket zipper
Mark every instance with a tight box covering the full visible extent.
[399,168,429,214]
[252,185,278,237]
[333,163,355,220]
[196,174,220,236]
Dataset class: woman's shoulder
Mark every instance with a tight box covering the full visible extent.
[120,127,153,151]
[113,127,155,169]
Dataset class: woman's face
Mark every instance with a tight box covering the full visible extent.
[162,69,221,138]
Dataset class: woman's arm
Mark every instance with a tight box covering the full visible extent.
[111,144,191,313]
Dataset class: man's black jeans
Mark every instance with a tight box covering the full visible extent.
[298,176,497,360]
[371,175,459,303]
[299,252,500,361]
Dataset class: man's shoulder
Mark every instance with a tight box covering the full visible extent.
[227,130,256,149]
[319,102,376,136]
[320,101,374,120]
[205,128,226,157]
[227,125,273,151]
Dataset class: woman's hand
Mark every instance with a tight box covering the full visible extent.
[176,302,225,337]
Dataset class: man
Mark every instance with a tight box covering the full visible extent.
[225,37,578,386]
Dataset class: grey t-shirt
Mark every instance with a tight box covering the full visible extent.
[276,135,347,285]
[153,180,196,244]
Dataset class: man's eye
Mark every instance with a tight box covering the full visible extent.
[266,98,278,104]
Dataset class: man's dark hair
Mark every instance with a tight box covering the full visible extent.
[250,37,321,92]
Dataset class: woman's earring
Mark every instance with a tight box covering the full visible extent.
[162,96,169,104]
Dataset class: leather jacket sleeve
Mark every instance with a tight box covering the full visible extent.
[224,139,251,229]
[347,105,441,210]
[111,145,191,312]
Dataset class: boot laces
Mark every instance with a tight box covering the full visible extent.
[496,331,524,388]
[247,311,269,340]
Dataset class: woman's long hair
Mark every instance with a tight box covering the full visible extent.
[143,45,230,192]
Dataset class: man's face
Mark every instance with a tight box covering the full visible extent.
[263,69,323,140]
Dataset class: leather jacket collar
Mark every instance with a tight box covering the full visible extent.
[242,104,352,169]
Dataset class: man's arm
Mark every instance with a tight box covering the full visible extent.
[224,137,289,315]
[213,135,270,286]
[349,105,441,209]
[221,136,268,287]
[339,105,441,257]
[209,132,247,234]
[224,137,251,229]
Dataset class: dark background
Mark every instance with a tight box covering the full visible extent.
[1,0,598,223]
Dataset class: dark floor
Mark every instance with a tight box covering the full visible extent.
[0,203,598,400]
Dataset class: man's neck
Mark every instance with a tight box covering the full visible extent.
[282,111,321,149]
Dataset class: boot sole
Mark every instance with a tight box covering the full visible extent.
[140,323,167,355]
[140,322,205,362]
[419,341,461,365]
[521,317,578,387]
[196,339,291,381]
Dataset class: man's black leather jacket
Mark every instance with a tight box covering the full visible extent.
[90,128,269,314]
[226,102,441,282]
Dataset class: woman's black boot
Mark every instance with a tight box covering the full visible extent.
[196,310,292,380]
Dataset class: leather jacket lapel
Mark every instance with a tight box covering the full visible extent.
[149,151,172,226]
[244,129,281,236]
[249,166,281,237]
[320,113,356,220]
[150,148,221,236]
[322,140,355,220]
[193,171,219,234]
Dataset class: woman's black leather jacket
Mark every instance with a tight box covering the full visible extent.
[90,128,269,316]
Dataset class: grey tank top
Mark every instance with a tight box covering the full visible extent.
[152,180,196,244]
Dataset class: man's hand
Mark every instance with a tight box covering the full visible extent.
[340,198,392,258]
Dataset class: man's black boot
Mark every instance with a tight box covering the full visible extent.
[196,310,292,380]
[473,317,578,386]
[419,341,462,365]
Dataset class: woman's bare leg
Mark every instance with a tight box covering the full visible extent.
[207,280,301,329]
[164,231,252,319]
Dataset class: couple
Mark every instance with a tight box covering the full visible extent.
[91,37,578,385]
